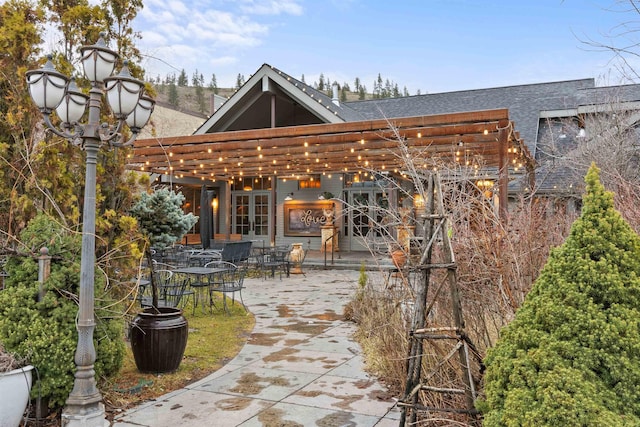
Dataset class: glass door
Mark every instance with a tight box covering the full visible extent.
[232,191,271,245]
[344,189,389,252]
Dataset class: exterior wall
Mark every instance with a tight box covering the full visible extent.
[275,175,344,250]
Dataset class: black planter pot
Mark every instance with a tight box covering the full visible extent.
[130,306,188,373]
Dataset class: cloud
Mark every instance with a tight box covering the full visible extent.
[210,56,238,67]
[136,0,303,82]
[237,0,303,16]
[187,10,268,46]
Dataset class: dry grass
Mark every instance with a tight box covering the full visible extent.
[102,295,255,420]
[345,271,410,395]
[0,342,24,372]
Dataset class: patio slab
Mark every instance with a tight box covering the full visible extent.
[112,267,397,427]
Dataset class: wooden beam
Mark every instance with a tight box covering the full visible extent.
[127,110,534,185]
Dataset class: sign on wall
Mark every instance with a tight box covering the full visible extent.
[284,203,333,236]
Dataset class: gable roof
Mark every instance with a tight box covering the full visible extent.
[193,64,365,134]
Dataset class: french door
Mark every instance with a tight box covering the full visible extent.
[232,191,272,244]
[343,189,389,252]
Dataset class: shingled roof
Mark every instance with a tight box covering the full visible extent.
[343,79,596,158]
[135,63,640,199]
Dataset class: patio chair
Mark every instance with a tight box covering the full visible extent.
[205,261,248,314]
[151,261,176,271]
[141,269,193,310]
[260,245,291,280]
[220,240,253,265]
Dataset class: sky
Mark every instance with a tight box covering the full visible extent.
[133,0,636,95]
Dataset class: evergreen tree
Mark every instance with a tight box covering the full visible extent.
[373,73,383,99]
[359,84,366,100]
[195,84,206,114]
[177,68,188,86]
[384,78,392,98]
[318,73,325,91]
[208,73,218,94]
[340,86,348,102]
[168,80,179,106]
[403,86,409,97]
[354,77,360,92]
[235,73,245,89]
[480,164,640,426]
[301,73,305,83]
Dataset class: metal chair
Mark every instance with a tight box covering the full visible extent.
[260,245,291,280]
[205,261,247,314]
[141,269,193,310]
[151,261,176,271]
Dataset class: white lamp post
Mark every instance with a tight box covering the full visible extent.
[26,33,154,427]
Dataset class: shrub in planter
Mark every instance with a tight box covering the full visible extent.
[0,214,124,409]
[129,188,197,373]
[479,164,640,426]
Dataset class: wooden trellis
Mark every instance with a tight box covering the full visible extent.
[398,172,483,426]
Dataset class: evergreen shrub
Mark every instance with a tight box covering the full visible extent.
[0,214,125,408]
[480,164,640,426]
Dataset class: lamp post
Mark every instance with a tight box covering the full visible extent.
[26,34,154,427]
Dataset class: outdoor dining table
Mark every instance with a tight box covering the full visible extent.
[172,266,228,314]
[187,250,222,266]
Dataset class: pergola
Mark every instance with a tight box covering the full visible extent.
[129,108,534,216]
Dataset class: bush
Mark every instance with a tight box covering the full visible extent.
[480,164,640,426]
[0,214,125,408]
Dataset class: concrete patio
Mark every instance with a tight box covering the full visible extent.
[112,263,400,426]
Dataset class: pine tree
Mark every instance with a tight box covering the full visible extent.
[209,73,218,93]
[195,84,206,113]
[480,163,640,426]
[373,73,383,99]
[168,80,179,106]
[177,68,188,86]
[317,73,325,91]
[235,73,245,89]
[359,84,366,100]
[384,78,392,98]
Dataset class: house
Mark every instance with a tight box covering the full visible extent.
[130,64,640,251]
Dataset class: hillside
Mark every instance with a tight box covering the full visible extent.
[150,84,375,117]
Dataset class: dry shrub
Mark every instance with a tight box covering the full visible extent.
[452,195,576,355]
[347,186,578,424]
[345,271,410,395]
[0,342,25,372]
